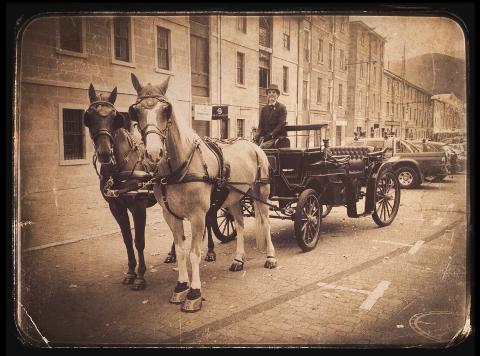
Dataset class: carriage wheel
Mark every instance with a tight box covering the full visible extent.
[321,205,333,218]
[372,171,401,227]
[211,208,237,243]
[294,189,322,252]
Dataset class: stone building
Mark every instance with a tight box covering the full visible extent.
[345,20,386,140]
[431,93,466,136]
[17,14,302,247]
[296,16,349,147]
[382,69,434,140]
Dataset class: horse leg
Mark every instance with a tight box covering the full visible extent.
[164,242,177,264]
[181,213,205,313]
[204,209,216,262]
[162,211,190,305]
[254,184,277,269]
[129,202,147,290]
[108,201,137,284]
[228,203,245,272]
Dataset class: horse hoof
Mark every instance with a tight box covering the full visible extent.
[229,263,243,272]
[130,278,146,291]
[264,259,277,269]
[122,273,137,285]
[181,290,203,313]
[205,251,216,262]
[170,283,190,304]
[164,254,176,264]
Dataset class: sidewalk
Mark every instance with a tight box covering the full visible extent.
[19,183,165,251]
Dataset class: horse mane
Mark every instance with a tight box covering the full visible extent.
[169,106,198,147]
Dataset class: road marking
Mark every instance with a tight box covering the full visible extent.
[163,218,464,344]
[360,280,391,311]
[372,240,412,247]
[408,240,425,255]
[432,217,443,226]
[317,282,370,295]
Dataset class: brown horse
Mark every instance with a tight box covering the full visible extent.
[128,73,277,312]
[84,84,156,290]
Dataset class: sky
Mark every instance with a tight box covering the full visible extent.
[350,16,466,62]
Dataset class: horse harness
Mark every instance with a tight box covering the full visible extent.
[88,101,150,198]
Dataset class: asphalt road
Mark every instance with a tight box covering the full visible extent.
[17,174,471,347]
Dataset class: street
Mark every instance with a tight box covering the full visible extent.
[18,174,470,347]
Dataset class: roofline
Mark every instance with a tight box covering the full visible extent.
[383,68,433,96]
[348,20,387,42]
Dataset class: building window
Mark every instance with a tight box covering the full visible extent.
[156,26,170,70]
[372,93,376,112]
[359,90,363,110]
[236,52,245,85]
[304,29,310,62]
[339,49,345,71]
[328,43,333,70]
[282,66,289,93]
[328,80,333,111]
[302,80,308,110]
[113,17,132,62]
[386,102,390,115]
[259,51,271,104]
[58,17,84,53]
[360,63,364,78]
[237,16,247,33]
[318,38,324,63]
[236,119,245,137]
[190,16,210,97]
[283,18,290,50]
[317,77,322,104]
[373,66,376,84]
[387,78,391,92]
[340,18,346,33]
[62,108,85,161]
[259,16,272,48]
[338,83,343,107]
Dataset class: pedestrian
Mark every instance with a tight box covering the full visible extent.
[254,84,289,148]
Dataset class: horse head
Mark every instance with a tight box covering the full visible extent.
[128,73,172,165]
[84,84,127,163]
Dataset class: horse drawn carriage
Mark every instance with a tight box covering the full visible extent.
[211,124,401,252]
[85,77,400,312]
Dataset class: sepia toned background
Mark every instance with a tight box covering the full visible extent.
[15,13,470,347]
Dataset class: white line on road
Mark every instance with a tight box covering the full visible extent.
[408,240,425,255]
[360,280,391,311]
[372,240,412,247]
[317,282,370,295]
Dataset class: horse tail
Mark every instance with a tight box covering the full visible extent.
[252,144,271,251]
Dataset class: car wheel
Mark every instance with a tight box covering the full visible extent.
[396,167,420,189]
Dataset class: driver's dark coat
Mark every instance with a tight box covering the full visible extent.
[255,101,287,142]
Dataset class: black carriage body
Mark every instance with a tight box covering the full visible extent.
[264,144,396,218]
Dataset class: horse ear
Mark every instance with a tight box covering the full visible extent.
[108,87,117,104]
[88,83,97,103]
[158,75,170,95]
[128,104,138,122]
[131,73,142,93]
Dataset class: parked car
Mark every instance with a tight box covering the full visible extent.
[343,137,449,188]
[410,140,463,175]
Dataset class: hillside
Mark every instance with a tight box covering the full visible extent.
[388,53,466,100]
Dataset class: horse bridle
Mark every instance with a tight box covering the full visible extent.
[87,101,118,145]
[132,95,171,147]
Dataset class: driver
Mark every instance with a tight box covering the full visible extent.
[254,84,288,148]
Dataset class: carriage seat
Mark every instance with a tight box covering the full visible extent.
[277,148,305,182]
[329,146,374,172]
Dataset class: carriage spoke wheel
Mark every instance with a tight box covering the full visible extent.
[211,208,237,243]
[372,171,401,227]
[294,189,322,252]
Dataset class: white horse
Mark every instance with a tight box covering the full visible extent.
[128,73,277,312]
